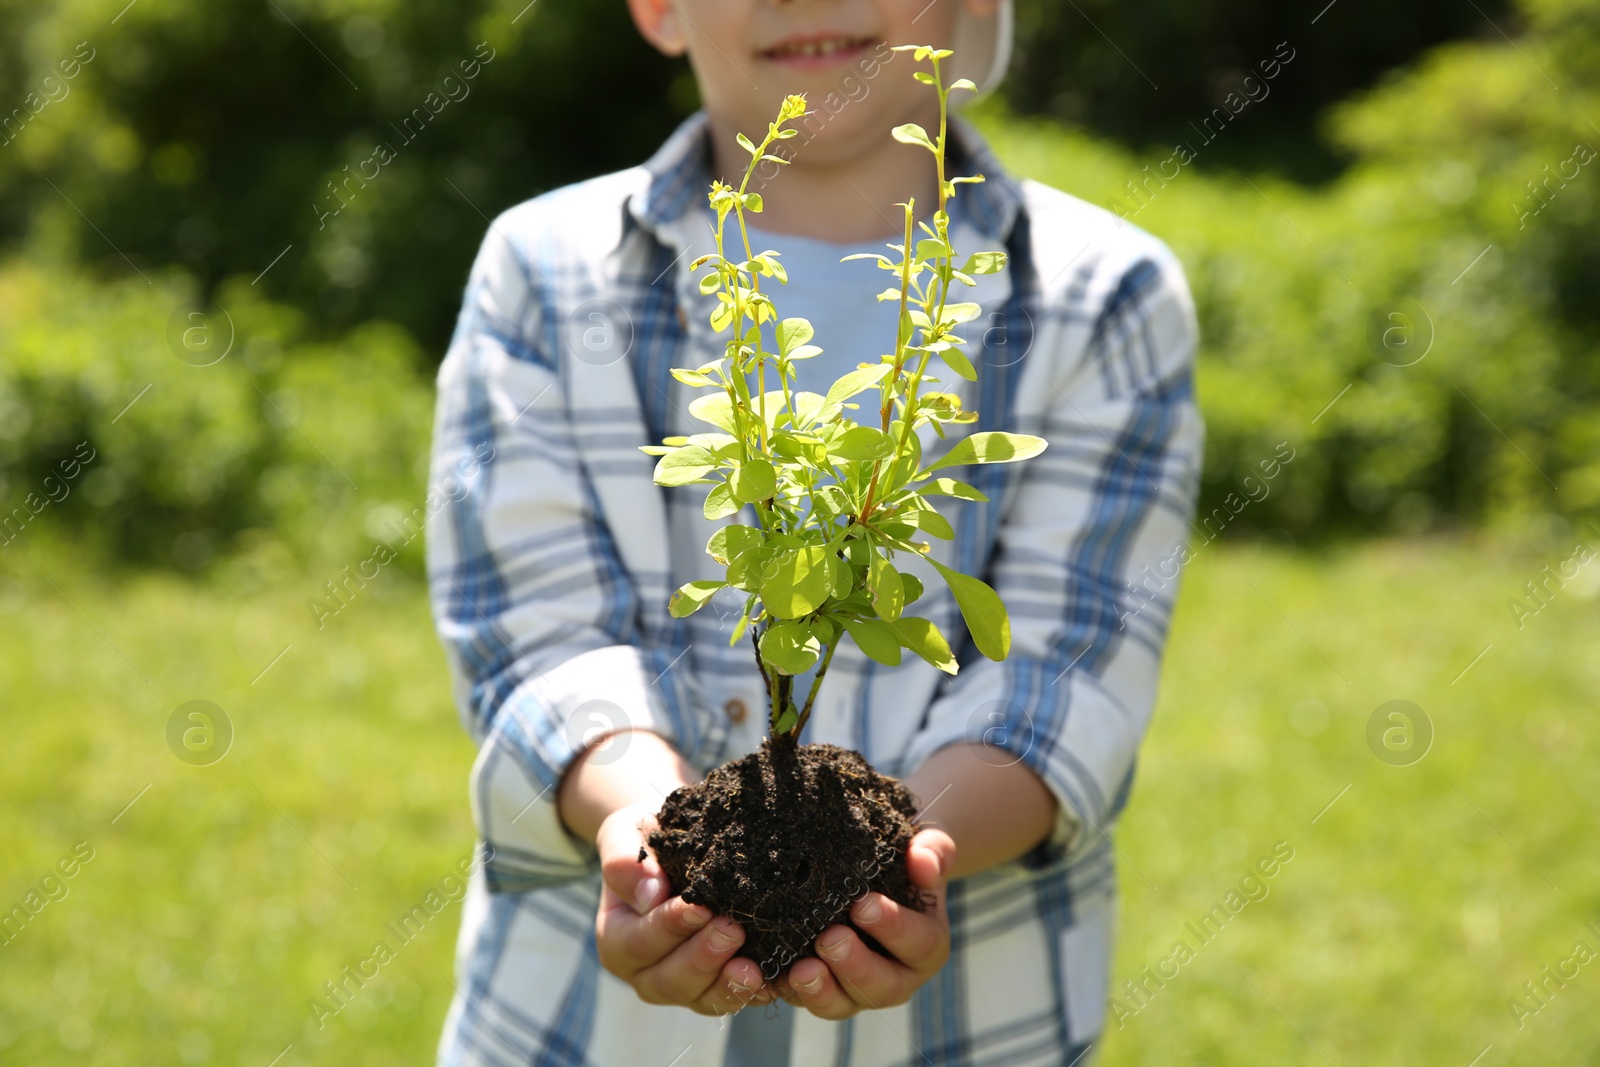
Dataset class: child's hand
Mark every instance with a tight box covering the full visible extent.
[593,801,774,1016]
[778,827,956,1020]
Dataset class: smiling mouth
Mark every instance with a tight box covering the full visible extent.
[759,34,879,64]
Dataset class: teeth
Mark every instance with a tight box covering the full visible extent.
[772,37,860,58]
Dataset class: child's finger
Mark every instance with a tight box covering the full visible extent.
[596,888,711,977]
[906,826,956,890]
[786,955,860,1020]
[846,890,949,974]
[630,915,751,1005]
[691,956,772,1018]
[811,924,919,1009]
[596,803,663,915]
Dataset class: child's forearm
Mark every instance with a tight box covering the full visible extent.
[557,729,697,844]
[903,744,1059,881]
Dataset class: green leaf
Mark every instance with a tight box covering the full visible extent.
[723,527,769,589]
[843,618,902,666]
[686,432,737,452]
[670,580,725,618]
[761,545,833,619]
[698,272,721,295]
[731,459,776,503]
[811,485,850,522]
[654,445,718,486]
[960,251,1007,275]
[890,616,958,674]
[916,238,952,261]
[929,559,1011,661]
[891,122,935,151]
[841,252,896,269]
[743,192,764,212]
[901,571,924,605]
[926,432,1048,473]
[736,131,757,155]
[824,364,893,408]
[868,552,904,621]
[671,366,716,387]
[703,481,739,520]
[828,555,854,599]
[760,621,821,675]
[774,705,799,734]
[770,431,826,467]
[918,477,989,501]
[776,317,814,356]
[707,524,760,565]
[689,392,739,434]
[941,302,983,325]
[830,426,893,462]
[902,507,955,540]
[792,391,826,427]
[950,77,978,92]
[937,345,978,382]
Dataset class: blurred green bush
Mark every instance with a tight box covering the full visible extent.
[0,263,433,568]
[988,0,1599,535]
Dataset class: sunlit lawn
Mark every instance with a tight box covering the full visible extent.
[1,535,1596,1065]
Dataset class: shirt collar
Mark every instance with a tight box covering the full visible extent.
[626,109,1024,246]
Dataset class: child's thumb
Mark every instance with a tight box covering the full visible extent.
[907,827,956,889]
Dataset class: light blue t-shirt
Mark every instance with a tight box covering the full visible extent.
[743,222,903,401]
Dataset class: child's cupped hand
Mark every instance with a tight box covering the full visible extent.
[594,801,776,1015]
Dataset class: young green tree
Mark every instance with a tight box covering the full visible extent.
[644,48,1045,740]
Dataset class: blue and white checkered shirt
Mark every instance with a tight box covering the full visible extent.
[426,109,1203,1067]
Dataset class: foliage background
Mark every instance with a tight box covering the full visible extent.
[1,0,1596,1063]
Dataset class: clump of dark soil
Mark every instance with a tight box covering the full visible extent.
[648,736,930,977]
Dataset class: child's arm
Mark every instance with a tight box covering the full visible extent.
[426,214,693,892]
[902,742,1058,879]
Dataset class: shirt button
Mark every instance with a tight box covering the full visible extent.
[723,698,747,724]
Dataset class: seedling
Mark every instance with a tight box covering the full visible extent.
[644,47,1046,741]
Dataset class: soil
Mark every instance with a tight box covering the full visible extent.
[647,736,930,978]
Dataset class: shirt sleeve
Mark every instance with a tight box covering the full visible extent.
[902,245,1205,872]
[426,214,682,891]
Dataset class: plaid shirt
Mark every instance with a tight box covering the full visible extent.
[426,109,1203,1067]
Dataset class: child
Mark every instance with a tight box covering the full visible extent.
[426,1,1203,1064]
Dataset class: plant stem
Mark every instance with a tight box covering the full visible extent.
[791,639,837,739]
[751,625,777,724]
[886,63,954,479]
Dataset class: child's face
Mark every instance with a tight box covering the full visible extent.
[631,0,990,168]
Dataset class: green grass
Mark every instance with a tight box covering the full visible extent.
[1,537,1597,1065]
